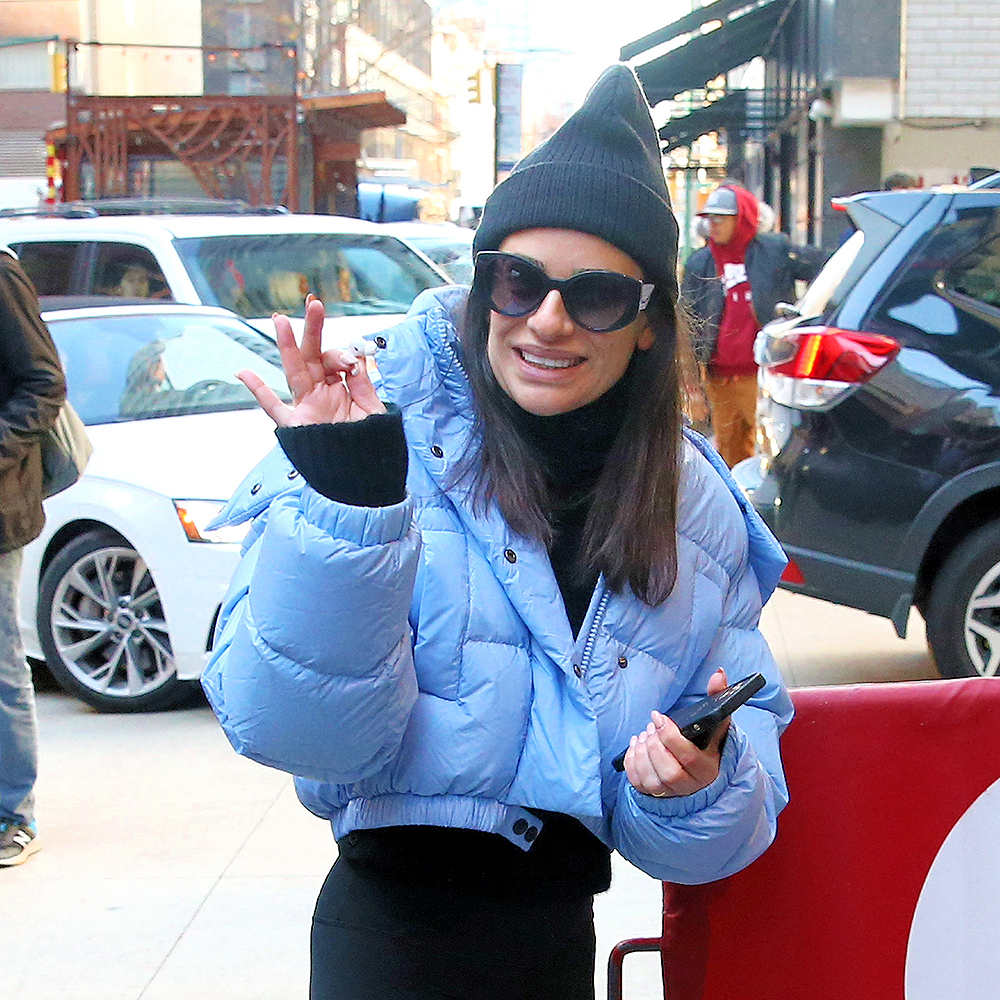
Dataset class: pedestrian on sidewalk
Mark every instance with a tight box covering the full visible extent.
[0,247,66,867]
[204,64,793,1000]
[681,184,824,467]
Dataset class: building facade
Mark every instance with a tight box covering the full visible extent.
[623,0,1000,254]
[0,0,459,214]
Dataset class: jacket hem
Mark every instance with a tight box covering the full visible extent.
[319,792,554,853]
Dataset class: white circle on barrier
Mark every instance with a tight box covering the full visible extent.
[906,777,1000,999]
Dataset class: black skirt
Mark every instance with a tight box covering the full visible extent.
[310,821,606,1000]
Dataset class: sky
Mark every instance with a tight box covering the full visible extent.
[439,0,693,105]
[559,0,690,94]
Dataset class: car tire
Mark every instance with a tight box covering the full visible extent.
[926,520,1000,678]
[37,529,200,712]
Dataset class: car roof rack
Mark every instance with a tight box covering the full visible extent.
[0,198,290,219]
[0,204,99,219]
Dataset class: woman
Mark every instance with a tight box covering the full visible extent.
[203,65,793,1000]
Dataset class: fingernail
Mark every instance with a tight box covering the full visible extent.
[350,362,361,377]
[638,731,647,744]
[652,710,665,727]
[646,722,656,735]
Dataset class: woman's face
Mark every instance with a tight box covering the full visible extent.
[486,229,654,416]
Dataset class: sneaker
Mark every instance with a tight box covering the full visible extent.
[0,820,40,867]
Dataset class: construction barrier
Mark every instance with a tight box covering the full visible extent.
[609,677,1000,1000]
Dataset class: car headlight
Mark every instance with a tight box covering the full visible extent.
[173,500,247,544]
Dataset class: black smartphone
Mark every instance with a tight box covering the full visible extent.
[611,672,766,771]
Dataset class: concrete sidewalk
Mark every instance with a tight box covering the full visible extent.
[3,591,936,1000]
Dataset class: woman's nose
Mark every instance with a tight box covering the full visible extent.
[527,289,575,337]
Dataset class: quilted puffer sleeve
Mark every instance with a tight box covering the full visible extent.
[611,587,792,883]
[610,435,794,883]
[202,485,422,783]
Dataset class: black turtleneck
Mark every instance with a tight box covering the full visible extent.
[504,365,633,636]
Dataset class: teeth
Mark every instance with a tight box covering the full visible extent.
[520,350,579,369]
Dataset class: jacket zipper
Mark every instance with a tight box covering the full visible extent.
[577,588,611,678]
[435,304,611,682]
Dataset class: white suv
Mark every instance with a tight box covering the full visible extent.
[0,212,448,346]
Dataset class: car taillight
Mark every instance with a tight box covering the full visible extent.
[781,558,805,585]
[759,326,900,410]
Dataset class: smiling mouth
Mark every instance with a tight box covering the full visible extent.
[518,349,584,370]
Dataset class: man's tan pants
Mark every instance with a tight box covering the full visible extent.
[703,373,758,468]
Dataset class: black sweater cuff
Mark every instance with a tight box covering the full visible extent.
[275,405,407,507]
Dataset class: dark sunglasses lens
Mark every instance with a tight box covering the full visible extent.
[488,256,547,317]
[564,272,638,332]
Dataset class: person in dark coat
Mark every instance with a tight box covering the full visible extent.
[681,184,824,467]
[0,247,66,866]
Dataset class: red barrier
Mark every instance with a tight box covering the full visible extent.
[609,678,1000,1000]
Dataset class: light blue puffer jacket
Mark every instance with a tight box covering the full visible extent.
[202,286,794,885]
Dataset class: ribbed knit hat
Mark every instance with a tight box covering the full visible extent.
[473,64,678,300]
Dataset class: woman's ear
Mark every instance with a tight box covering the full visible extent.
[636,320,655,351]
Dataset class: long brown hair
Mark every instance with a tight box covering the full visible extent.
[455,279,691,606]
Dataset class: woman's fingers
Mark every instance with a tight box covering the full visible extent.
[321,347,387,417]
[272,313,314,405]
[265,301,386,425]
[300,296,326,365]
[345,364,387,416]
[624,700,727,797]
[237,369,294,427]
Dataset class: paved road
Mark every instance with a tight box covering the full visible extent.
[4,591,937,1000]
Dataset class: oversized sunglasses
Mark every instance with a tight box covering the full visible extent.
[474,251,654,333]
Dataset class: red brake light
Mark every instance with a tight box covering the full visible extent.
[781,558,805,585]
[769,327,900,384]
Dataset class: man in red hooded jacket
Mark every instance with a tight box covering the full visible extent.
[681,184,823,467]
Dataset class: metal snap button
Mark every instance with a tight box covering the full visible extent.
[431,445,443,458]
[504,549,517,563]
[618,657,628,669]
[250,482,262,495]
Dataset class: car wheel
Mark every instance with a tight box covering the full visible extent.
[926,521,1000,678]
[37,529,199,712]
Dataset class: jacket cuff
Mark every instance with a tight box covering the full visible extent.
[275,405,407,507]
[635,725,741,817]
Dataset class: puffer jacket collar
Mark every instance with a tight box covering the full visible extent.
[211,286,786,602]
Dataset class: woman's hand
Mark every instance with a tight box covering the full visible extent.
[623,669,730,798]
[237,294,386,427]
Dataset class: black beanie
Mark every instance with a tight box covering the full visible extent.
[473,64,679,301]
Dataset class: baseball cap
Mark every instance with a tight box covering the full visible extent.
[697,186,739,216]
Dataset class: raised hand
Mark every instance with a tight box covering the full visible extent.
[237,295,386,427]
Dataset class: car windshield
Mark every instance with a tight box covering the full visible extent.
[47,310,291,424]
[410,239,474,284]
[174,232,444,319]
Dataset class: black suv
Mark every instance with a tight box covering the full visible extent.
[734,178,1000,678]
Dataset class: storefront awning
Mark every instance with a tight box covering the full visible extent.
[658,89,769,152]
[622,0,792,104]
[300,91,406,135]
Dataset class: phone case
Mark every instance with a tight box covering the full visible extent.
[611,672,765,768]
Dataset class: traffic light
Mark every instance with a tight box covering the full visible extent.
[467,70,481,103]
[51,50,68,94]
